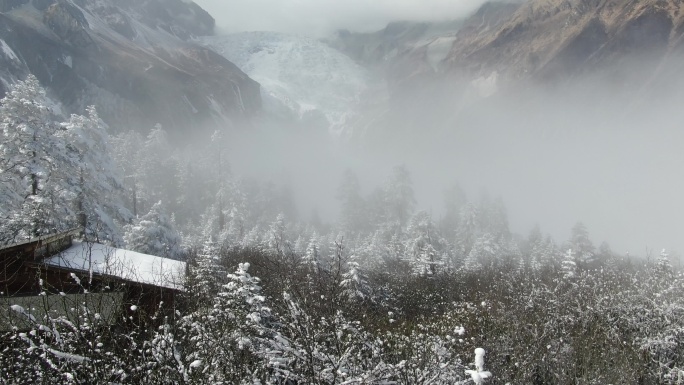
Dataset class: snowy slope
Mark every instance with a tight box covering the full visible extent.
[0,0,259,133]
[200,32,370,135]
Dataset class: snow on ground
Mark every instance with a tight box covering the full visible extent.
[43,241,185,290]
[200,32,370,134]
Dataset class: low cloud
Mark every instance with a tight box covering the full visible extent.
[194,0,492,36]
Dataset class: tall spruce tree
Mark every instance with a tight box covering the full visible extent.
[64,106,131,245]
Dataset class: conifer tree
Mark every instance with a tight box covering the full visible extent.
[340,254,371,302]
[64,106,131,245]
[266,213,287,255]
[569,222,594,267]
[561,249,577,280]
[123,201,183,259]
[656,248,672,275]
[406,211,445,276]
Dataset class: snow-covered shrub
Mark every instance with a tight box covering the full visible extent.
[0,275,138,384]
[152,262,275,384]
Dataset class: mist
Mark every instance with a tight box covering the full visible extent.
[194,0,494,36]
[197,48,684,259]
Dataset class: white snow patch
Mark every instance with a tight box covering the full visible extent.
[43,241,185,290]
[0,39,19,62]
[189,359,202,368]
[47,348,88,363]
[10,304,36,323]
[200,32,370,135]
[63,55,73,68]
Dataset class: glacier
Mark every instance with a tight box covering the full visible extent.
[200,31,371,136]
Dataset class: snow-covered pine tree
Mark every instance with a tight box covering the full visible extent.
[405,211,445,277]
[293,234,307,255]
[656,248,672,275]
[123,201,183,259]
[63,106,131,245]
[561,249,577,280]
[465,233,501,272]
[0,74,74,242]
[204,262,272,382]
[464,244,483,272]
[541,235,560,268]
[109,129,145,217]
[303,231,320,269]
[569,222,595,268]
[365,230,387,268]
[596,241,617,270]
[529,239,544,274]
[266,212,288,255]
[242,224,262,249]
[340,254,371,302]
[189,234,224,306]
[504,239,524,274]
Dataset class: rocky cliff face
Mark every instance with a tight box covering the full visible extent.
[0,0,260,135]
[330,0,684,98]
[445,0,684,84]
[325,0,684,144]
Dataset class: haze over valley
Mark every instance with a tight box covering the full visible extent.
[2,1,684,383]
[196,0,684,257]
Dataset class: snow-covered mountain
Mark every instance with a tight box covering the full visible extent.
[329,0,684,99]
[201,32,371,136]
[0,0,260,134]
[321,0,684,146]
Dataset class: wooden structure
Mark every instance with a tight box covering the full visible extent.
[0,230,184,331]
[0,229,82,296]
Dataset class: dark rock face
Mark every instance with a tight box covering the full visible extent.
[615,8,672,53]
[43,2,93,47]
[80,0,215,40]
[0,0,259,136]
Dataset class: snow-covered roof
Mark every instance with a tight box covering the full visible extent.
[43,241,185,290]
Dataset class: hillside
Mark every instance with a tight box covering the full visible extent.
[328,0,684,101]
[0,0,260,134]
[445,0,684,84]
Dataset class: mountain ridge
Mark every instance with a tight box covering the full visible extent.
[446,0,684,80]
[0,0,260,135]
